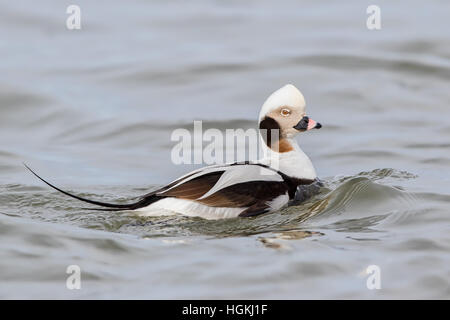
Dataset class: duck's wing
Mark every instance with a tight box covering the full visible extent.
[156,163,289,209]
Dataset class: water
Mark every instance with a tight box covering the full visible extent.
[1,0,449,299]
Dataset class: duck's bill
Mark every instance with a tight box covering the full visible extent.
[293,116,322,131]
[307,118,322,130]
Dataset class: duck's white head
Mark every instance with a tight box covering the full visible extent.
[258,84,321,152]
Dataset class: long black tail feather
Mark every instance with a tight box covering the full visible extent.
[23,163,160,211]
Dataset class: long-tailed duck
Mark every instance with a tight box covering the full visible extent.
[25,84,321,219]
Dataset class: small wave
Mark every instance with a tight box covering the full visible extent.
[53,119,255,145]
[289,169,418,232]
[354,168,418,181]
[406,143,450,149]
[326,150,404,160]
[108,62,253,86]
[0,86,52,111]
[290,54,450,80]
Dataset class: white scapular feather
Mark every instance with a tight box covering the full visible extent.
[198,164,282,200]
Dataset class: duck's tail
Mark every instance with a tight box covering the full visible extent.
[23,163,160,211]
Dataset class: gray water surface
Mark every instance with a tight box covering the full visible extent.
[0,0,449,299]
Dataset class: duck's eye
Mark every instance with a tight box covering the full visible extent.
[280,108,291,117]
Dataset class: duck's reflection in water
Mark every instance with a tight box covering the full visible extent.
[258,230,324,250]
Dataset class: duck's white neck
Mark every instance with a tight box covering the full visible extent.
[259,137,317,180]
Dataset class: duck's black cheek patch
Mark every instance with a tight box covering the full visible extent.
[259,116,281,148]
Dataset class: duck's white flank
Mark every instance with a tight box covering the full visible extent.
[135,198,245,220]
